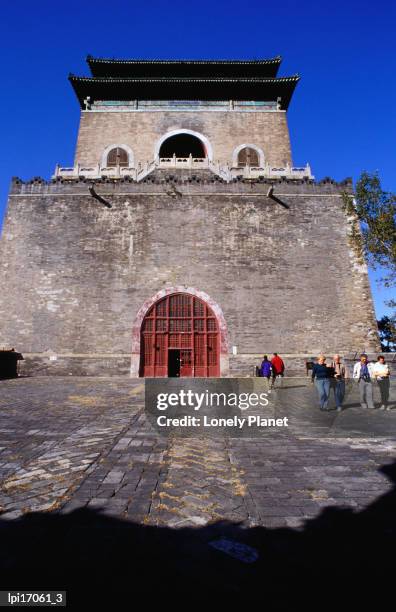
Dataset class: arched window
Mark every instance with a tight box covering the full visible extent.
[237,147,259,167]
[106,147,129,167]
[159,134,206,158]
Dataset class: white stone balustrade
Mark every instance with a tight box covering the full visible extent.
[229,162,313,180]
[158,155,210,168]
[53,163,138,180]
[53,158,313,182]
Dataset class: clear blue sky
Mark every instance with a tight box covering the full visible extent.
[1,0,395,316]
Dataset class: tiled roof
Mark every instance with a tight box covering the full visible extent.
[86,55,283,78]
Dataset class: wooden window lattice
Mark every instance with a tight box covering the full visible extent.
[237,147,259,167]
[107,147,129,167]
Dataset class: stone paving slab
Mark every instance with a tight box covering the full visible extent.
[0,377,395,529]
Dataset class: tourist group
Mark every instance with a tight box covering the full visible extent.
[259,353,392,412]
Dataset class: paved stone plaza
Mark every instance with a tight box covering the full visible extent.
[0,376,395,606]
[1,377,395,526]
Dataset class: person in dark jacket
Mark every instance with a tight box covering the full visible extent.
[260,355,272,390]
[330,354,348,411]
[311,355,332,410]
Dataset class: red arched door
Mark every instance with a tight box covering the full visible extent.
[140,293,219,377]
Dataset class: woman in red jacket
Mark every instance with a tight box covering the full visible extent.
[270,353,285,389]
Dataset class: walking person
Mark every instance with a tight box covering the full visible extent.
[270,353,285,389]
[373,355,391,410]
[259,355,272,391]
[353,354,375,409]
[331,354,348,412]
[311,355,332,410]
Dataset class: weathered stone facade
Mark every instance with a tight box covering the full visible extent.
[75,110,292,168]
[0,171,380,376]
[0,56,381,376]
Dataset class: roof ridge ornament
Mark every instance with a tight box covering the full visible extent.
[86,56,283,64]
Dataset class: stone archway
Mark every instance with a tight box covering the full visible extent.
[101,143,134,168]
[159,134,206,158]
[232,143,264,168]
[130,287,229,377]
[154,130,213,161]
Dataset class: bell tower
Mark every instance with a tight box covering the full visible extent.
[0,55,380,378]
[55,56,312,182]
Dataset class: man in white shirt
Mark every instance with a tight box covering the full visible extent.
[353,354,375,409]
[372,355,391,410]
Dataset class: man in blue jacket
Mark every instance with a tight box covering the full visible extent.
[260,355,272,391]
[311,355,333,410]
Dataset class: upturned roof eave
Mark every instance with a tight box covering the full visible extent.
[69,75,300,84]
[68,74,299,110]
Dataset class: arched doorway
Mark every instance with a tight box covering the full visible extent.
[159,134,206,158]
[139,293,220,377]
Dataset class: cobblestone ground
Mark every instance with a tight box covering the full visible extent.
[0,376,395,528]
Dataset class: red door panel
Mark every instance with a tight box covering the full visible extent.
[180,349,193,377]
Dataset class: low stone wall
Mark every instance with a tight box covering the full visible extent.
[230,354,313,377]
[16,352,396,378]
[19,355,131,377]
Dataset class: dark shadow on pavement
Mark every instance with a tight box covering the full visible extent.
[1,460,395,609]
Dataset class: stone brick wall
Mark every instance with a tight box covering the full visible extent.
[0,173,380,376]
[74,110,292,167]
